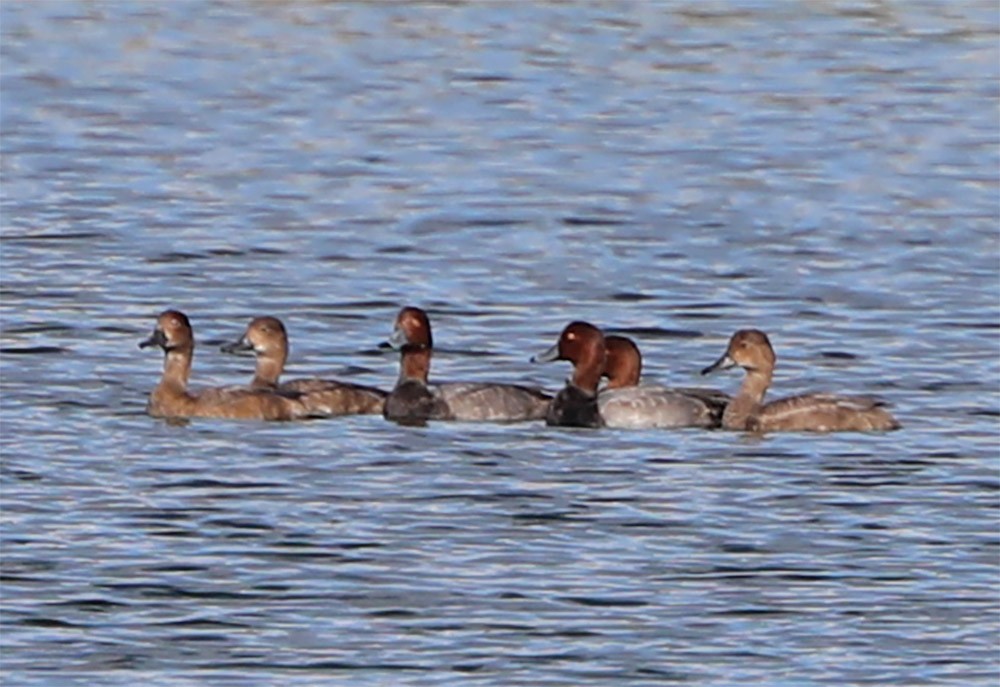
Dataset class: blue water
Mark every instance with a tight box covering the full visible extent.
[1,2,998,685]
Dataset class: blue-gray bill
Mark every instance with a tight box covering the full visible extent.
[701,353,736,376]
[220,336,254,355]
[138,329,168,350]
[531,343,560,364]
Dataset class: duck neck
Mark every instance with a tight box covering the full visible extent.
[399,345,431,385]
[571,351,603,396]
[604,375,627,390]
[253,352,285,389]
[723,368,771,430]
[604,355,640,389]
[160,346,193,394]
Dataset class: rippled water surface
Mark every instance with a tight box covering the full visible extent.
[2,1,998,685]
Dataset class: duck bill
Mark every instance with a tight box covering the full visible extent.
[701,353,736,376]
[138,329,167,350]
[220,336,255,355]
[385,326,408,350]
[531,342,560,364]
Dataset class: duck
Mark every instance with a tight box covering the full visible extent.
[138,310,313,421]
[701,328,901,432]
[383,306,551,424]
[531,321,605,428]
[220,316,386,416]
[599,334,728,429]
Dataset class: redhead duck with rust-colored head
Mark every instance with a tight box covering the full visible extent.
[139,310,313,421]
[532,321,606,428]
[384,306,551,424]
[701,329,900,433]
[599,334,728,429]
[220,316,386,417]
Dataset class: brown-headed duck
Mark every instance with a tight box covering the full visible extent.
[384,306,551,424]
[599,334,728,429]
[220,316,386,417]
[531,321,605,428]
[139,310,313,421]
[701,329,901,433]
